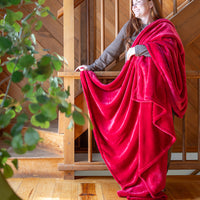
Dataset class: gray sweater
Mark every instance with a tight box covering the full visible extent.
[87,22,150,71]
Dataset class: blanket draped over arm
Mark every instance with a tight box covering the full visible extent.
[80,19,187,200]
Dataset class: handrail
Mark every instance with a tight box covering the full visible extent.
[58,70,200,79]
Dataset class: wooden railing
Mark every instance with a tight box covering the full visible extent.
[58,0,198,179]
[58,70,200,174]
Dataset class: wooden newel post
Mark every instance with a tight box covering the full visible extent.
[58,0,75,180]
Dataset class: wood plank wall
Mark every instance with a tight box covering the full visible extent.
[1,0,200,153]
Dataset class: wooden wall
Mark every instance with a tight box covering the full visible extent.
[1,0,200,153]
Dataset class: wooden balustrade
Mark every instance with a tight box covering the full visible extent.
[58,70,200,173]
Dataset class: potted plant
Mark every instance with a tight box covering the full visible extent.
[0,0,86,199]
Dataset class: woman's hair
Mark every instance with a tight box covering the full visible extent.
[125,0,163,50]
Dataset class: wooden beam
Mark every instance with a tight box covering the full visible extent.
[60,0,75,180]
[169,161,200,170]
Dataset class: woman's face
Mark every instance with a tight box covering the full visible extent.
[132,0,153,20]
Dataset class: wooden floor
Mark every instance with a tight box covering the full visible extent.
[7,176,200,200]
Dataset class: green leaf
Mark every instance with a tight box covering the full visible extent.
[11,134,23,150]
[24,38,32,47]
[17,113,28,123]
[41,102,57,121]
[38,0,46,5]
[36,95,49,104]
[65,102,72,117]
[0,66,2,73]
[24,128,40,146]
[51,57,62,71]
[15,104,22,113]
[0,110,16,129]
[14,146,27,154]
[22,84,31,93]
[0,114,10,129]
[5,10,23,25]
[29,103,40,114]
[38,55,51,67]
[35,113,48,123]
[27,144,36,151]
[15,11,23,21]
[2,98,12,108]
[3,164,13,178]
[31,115,50,128]
[37,7,50,17]
[11,122,24,137]
[18,55,35,69]
[0,37,12,52]
[12,22,21,32]
[0,148,11,164]
[6,61,16,73]
[12,159,18,170]
[72,110,85,125]
[35,20,42,31]
[10,0,21,5]
[11,71,24,83]
[6,109,16,119]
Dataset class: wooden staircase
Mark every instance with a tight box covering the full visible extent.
[6,0,200,178]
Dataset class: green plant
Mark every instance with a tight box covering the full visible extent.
[0,0,86,183]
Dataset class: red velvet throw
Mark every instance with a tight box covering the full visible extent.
[80,19,187,199]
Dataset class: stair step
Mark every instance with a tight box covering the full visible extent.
[7,146,64,178]
[36,129,64,154]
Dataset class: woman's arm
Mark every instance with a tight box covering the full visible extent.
[86,22,129,71]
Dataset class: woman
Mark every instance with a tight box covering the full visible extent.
[77,0,187,199]
[75,0,162,72]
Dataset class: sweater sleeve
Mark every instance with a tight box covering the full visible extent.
[87,22,129,71]
[135,45,151,57]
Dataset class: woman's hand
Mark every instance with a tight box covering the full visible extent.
[74,65,88,72]
[127,47,135,60]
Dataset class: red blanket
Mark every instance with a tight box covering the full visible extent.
[80,19,187,199]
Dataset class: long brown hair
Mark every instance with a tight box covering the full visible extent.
[126,0,163,50]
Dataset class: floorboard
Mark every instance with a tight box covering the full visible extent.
[7,176,200,200]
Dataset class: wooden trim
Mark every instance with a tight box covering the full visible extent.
[199,79,200,161]
[101,0,105,53]
[88,112,92,162]
[182,114,187,161]
[169,161,200,170]
[115,0,119,37]
[58,162,108,171]
[173,0,177,15]
[129,0,132,18]
[87,0,90,64]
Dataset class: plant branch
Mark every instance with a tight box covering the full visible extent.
[1,58,18,108]
[0,76,11,87]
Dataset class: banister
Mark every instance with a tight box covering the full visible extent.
[58,70,200,79]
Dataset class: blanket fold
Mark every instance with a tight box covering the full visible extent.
[80,19,187,199]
